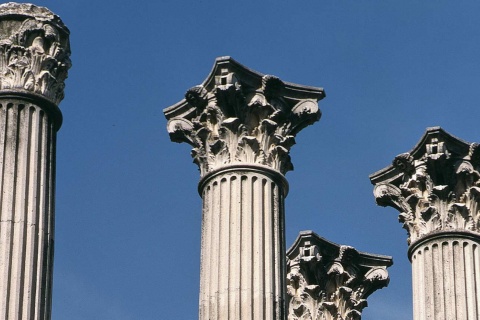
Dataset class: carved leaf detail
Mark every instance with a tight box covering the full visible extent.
[290,99,321,135]
[170,70,321,176]
[0,16,70,104]
[287,239,390,320]
[167,118,195,145]
[374,141,480,242]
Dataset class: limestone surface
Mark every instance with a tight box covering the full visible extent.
[370,127,480,320]
[165,56,325,176]
[164,57,325,320]
[286,231,392,320]
[0,3,70,320]
[0,2,71,105]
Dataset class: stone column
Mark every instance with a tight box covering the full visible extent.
[286,231,392,320]
[164,57,325,320]
[371,127,480,320]
[0,3,71,320]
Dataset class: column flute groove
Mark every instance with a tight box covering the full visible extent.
[463,243,474,319]
[475,245,480,317]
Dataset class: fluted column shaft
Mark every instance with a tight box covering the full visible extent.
[409,233,480,320]
[164,57,324,320]
[0,3,70,320]
[371,128,480,320]
[199,166,287,320]
[0,98,57,320]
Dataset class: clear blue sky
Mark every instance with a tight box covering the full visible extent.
[24,1,480,319]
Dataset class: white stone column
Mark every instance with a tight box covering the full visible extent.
[0,4,71,320]
[371,127,480,320]
[164,57,325,320]
[409,233,480,320]
[199,166,287,320]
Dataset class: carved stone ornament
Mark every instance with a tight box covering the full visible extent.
[286,231,392,320]
[371,127,480,244]
[0,2,71,105]
[164,57,325,176]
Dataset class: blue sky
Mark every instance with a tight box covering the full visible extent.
[21,1,480,319]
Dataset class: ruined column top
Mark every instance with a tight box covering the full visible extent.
[0,2,71,107]
[164,56,325,177]
[371,127,480,245]
[287,231,392,320]
[370,127,472,184]
[287,230,393,268]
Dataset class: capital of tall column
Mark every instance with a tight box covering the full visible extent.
[164,57,324,320]
[0,2,71,108]
[371,127,480,320]
[0,3,71,320]
[165,56,324,178]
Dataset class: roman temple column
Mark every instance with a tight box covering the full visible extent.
[164,57,325,320]
[286,231,392,320]
[0,3,71,320]
[371,127,480,320]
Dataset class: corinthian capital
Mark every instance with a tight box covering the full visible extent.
[164,57,325,176]
[286,231,392,320]
[371,127,480,244]
[0,2,71,105]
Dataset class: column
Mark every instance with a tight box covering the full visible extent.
[409,234,480,320]
[164,57,325,320]
[371,127,480,320]
[286,231,392,320]
[0,3,71,320]
[199,168,287,320]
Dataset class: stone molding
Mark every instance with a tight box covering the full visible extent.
[0,2,71,105]
[407,229,480,260]
[197,163,289,196]
[286,231,392,320]
[409,235,480,319]
[164,57,325,177]
[0,91,62,129]
[371,127,480,245]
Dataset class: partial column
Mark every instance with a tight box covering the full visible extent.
[371,127,480,320]
[0,3,71,320]
[286,231,392,320]
[164,57,325,320]
[199,168,287,320]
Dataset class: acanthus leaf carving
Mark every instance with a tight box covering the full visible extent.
[287,232,392,320]
[371,129,480,244]
[164,58,325,177]
[0,4,71,105]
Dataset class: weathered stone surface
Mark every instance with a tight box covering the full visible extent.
[370,127,480,320]
[164,56,325,176]
[286,231,392,320]
[409,233,480,320]
[371,127,480,245]
[0,2,71,105]
[164,57,325,320]
[0,3,70,320]
[199,169,287,320]
[0,100,57,320]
